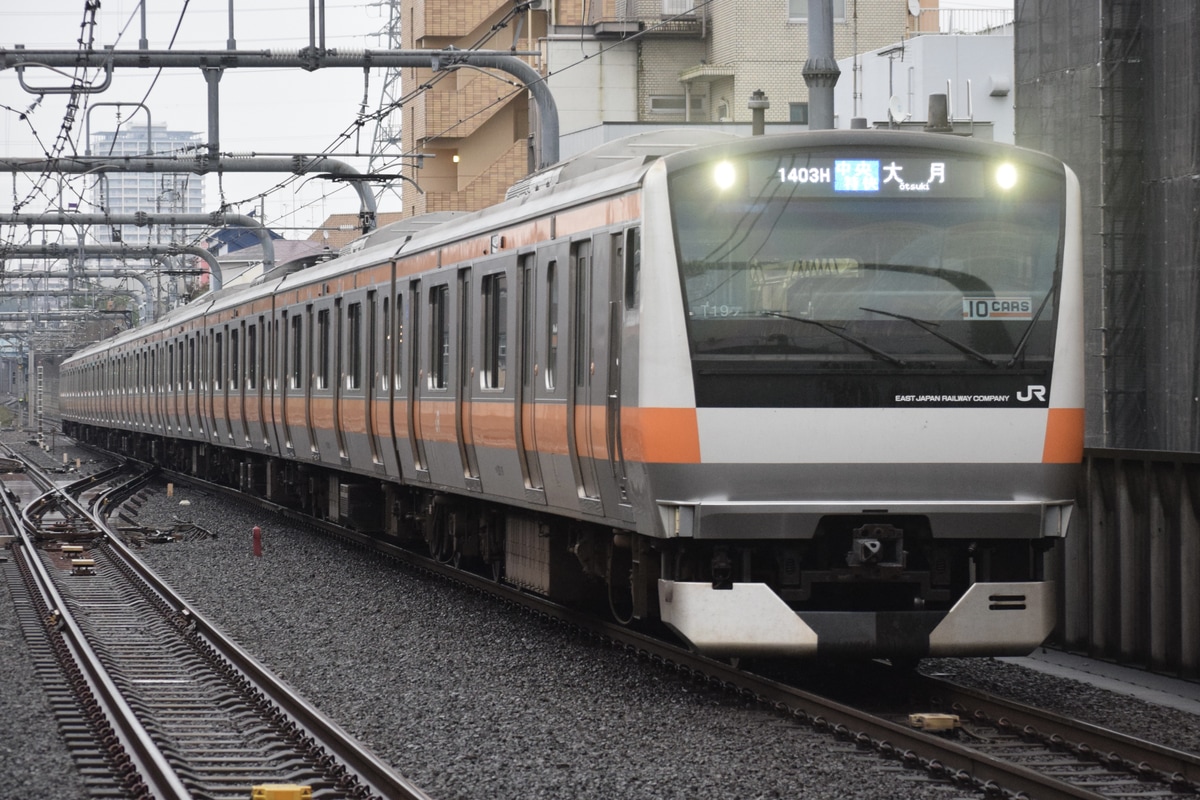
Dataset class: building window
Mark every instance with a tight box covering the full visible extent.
[662,0,694,14]
[789,102,810,124]
[788,0,846,22]
[649,95,707,115]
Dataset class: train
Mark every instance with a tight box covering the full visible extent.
[60,128,1085,662]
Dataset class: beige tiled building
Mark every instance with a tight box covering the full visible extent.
[399,0,933,216]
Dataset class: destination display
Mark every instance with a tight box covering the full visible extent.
[745,154,990,198]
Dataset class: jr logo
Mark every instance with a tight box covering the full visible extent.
[1017,385,1047,402]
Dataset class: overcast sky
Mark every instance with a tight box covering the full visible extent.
[1,0,1010,244]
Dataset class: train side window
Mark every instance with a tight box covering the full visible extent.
[168,344,175,392]
[482,273,507,390]
[381,297,390,391]
[215,332,225,390]
[394,293,404,390]
[270,319,279,390]
[230,328,240,390]
[573,241,591,387]
[290,315,304,389]
[247,324,258,390]
[624,226,641,308]
[317,309,331,390]
[429,286,449,390]
[347,301,363,390]
[204,334,212,392]
[520,256,534,390]
[545,261,558,391]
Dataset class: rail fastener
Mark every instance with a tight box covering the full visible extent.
[908,713,962,732]
[250,784,313,800]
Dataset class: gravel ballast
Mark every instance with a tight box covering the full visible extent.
[4,433,1200,799]
[124,482,967,800]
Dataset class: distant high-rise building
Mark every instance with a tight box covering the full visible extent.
[90,123,205,246]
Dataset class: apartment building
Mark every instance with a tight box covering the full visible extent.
[89,123,206,246]
[399,0,927,216]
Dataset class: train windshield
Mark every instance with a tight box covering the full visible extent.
[667,145,1067,408]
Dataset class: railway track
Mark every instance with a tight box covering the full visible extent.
[148,464,1200,800]
[0,445,431,800]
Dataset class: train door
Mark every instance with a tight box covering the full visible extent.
[233,324,247,444]
[248,319,265,447]
[159,343,169,434]
[457,268,481,487]
[186,336,196,437]
[608,229,634,506]
[568,238,602,511]
[363,291,383,467]
[419,278,455,481]
[280,310,296,453]
[515,253,545,499]
[406,280,429,477]
[266,315,278,451]
[387,288,407,475]
[530,250,570,504]
[303,305,318,456]
[320,300,341,459]
[218,326,231,443]
[134,351,143,429]
[150,346,161,433]
[205,331,219,443]
[166,342,176,435]
[336,293,372,465]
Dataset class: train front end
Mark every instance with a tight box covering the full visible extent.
[633,131,1084,660]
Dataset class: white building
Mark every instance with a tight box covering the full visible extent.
[89,123,206,245]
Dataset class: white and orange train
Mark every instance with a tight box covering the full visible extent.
[61,129,1084,661]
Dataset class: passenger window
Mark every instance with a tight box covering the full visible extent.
[429,286,449,390]
[247,325,258,390]
[545,262,558,391]
[317,309,331,390]
[347,302,363,390]
[290,315,304,389]
[230,328,240,390]
[482,273,507,390]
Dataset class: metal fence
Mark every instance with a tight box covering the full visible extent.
[1050,449,1200,679]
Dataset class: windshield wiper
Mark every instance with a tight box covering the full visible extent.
[764,311,907,366]
[1006,289,1055,367]
[860,307,1000,367]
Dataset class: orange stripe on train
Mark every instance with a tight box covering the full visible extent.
[1042,407,1084,463]
[621,407,701,464]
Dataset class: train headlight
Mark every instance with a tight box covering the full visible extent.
[995,162,1019,190]
[713,160,737,191]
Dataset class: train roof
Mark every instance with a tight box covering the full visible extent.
[504,128,741,200]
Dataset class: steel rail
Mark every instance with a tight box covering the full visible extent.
[918,674,1200,792]
[89,485,435,800]
[4,455,194,800]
